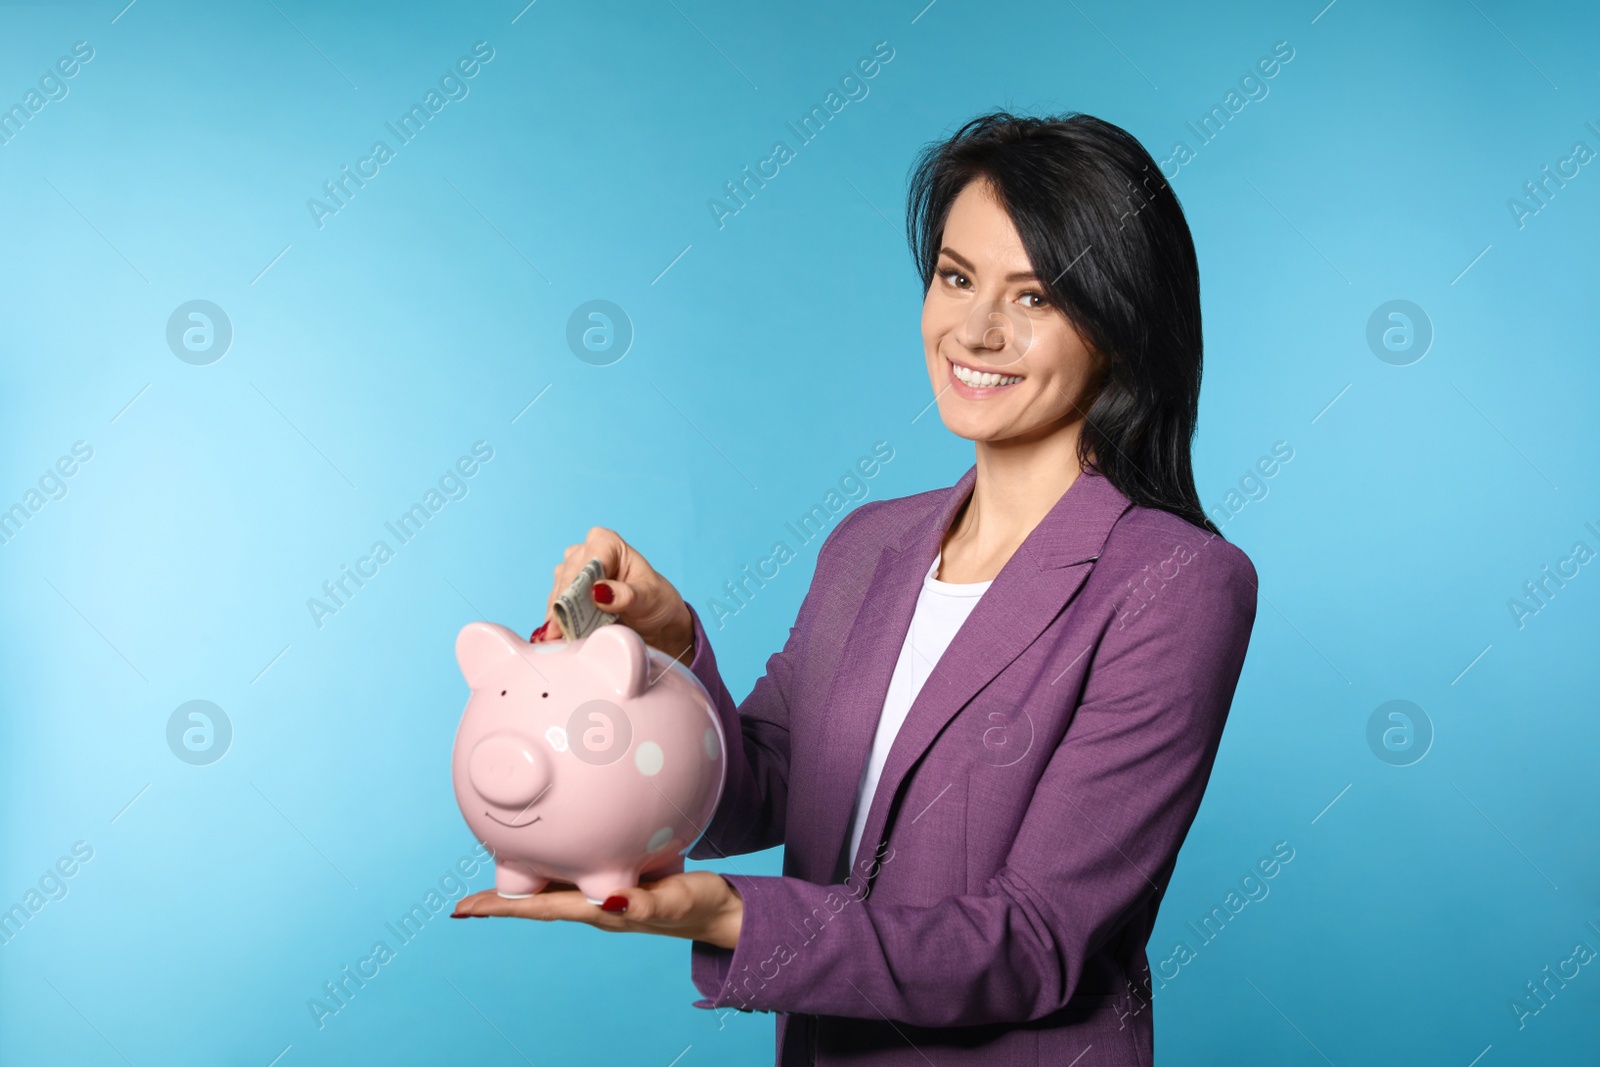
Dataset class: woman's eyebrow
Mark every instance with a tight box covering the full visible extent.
[937,246,1039,282]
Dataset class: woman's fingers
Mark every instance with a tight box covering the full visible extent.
[449,873,737,945]
[577,527,629,587]
[530,526,691,657]
[595,873,683,922]
[447,882,664,925]
[591,577,635,617]
[537,527,632,642]
[451,887,598,922]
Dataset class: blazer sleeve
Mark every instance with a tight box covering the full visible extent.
[683,506,868,862]
[689,535,1259,1026]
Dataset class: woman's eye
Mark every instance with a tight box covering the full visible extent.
[938,268,1046,308]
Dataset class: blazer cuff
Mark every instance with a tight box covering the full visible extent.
[689,940,737,1009]
[688,874,774,1012]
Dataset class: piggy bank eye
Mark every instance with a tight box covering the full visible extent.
[541,692,549,698]
[500,690,507,696]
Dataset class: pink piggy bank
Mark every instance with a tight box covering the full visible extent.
[452,621,726,903]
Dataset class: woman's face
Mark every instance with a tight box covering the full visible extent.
[921,177,1103,448]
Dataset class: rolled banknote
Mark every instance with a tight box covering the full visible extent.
[553,557,619,641]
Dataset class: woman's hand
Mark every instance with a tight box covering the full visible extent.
[450,871,743,949]
[533,526,694,664]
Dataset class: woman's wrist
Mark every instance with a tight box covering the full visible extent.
[703,876,743,949]
[652,604,695,665]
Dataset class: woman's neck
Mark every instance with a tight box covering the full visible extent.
[938,427,1088,583]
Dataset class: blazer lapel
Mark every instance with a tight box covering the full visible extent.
[802,472,971,885]
[810,463,1133,887]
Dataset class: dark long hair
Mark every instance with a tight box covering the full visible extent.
[906,110,1220,536]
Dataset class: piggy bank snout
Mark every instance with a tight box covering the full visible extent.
[468,734,550,808]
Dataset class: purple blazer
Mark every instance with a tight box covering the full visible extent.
[682,463,1257,1066]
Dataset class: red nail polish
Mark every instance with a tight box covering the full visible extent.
[450,913,467,919]
[592,583,614,606]
[530,621,549,642]
[600,895,627,913]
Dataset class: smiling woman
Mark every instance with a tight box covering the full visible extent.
[464,111,1258,1067]
[906,112,1218,546]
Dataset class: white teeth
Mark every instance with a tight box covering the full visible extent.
[950,361,1021,388]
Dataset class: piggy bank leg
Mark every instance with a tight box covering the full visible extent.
[575,868,640,906]
[495,862,548,899]
[644,854,685,879]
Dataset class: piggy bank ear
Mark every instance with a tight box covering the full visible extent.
[456,622,523,689]
[578,624,648,699]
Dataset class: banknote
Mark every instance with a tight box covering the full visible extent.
[553,557,618,641]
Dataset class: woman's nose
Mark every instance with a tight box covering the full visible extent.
[961,298,1031,367]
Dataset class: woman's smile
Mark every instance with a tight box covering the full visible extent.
[921,178,1103,442]
[946,354,1024,397]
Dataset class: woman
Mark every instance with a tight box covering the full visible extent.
[454,111,1258,1066]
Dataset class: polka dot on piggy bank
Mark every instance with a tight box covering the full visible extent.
[634,740,664,776]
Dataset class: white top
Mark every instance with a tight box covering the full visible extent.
[842,550,992,875]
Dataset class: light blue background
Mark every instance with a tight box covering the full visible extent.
[2,0,1596,1064]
